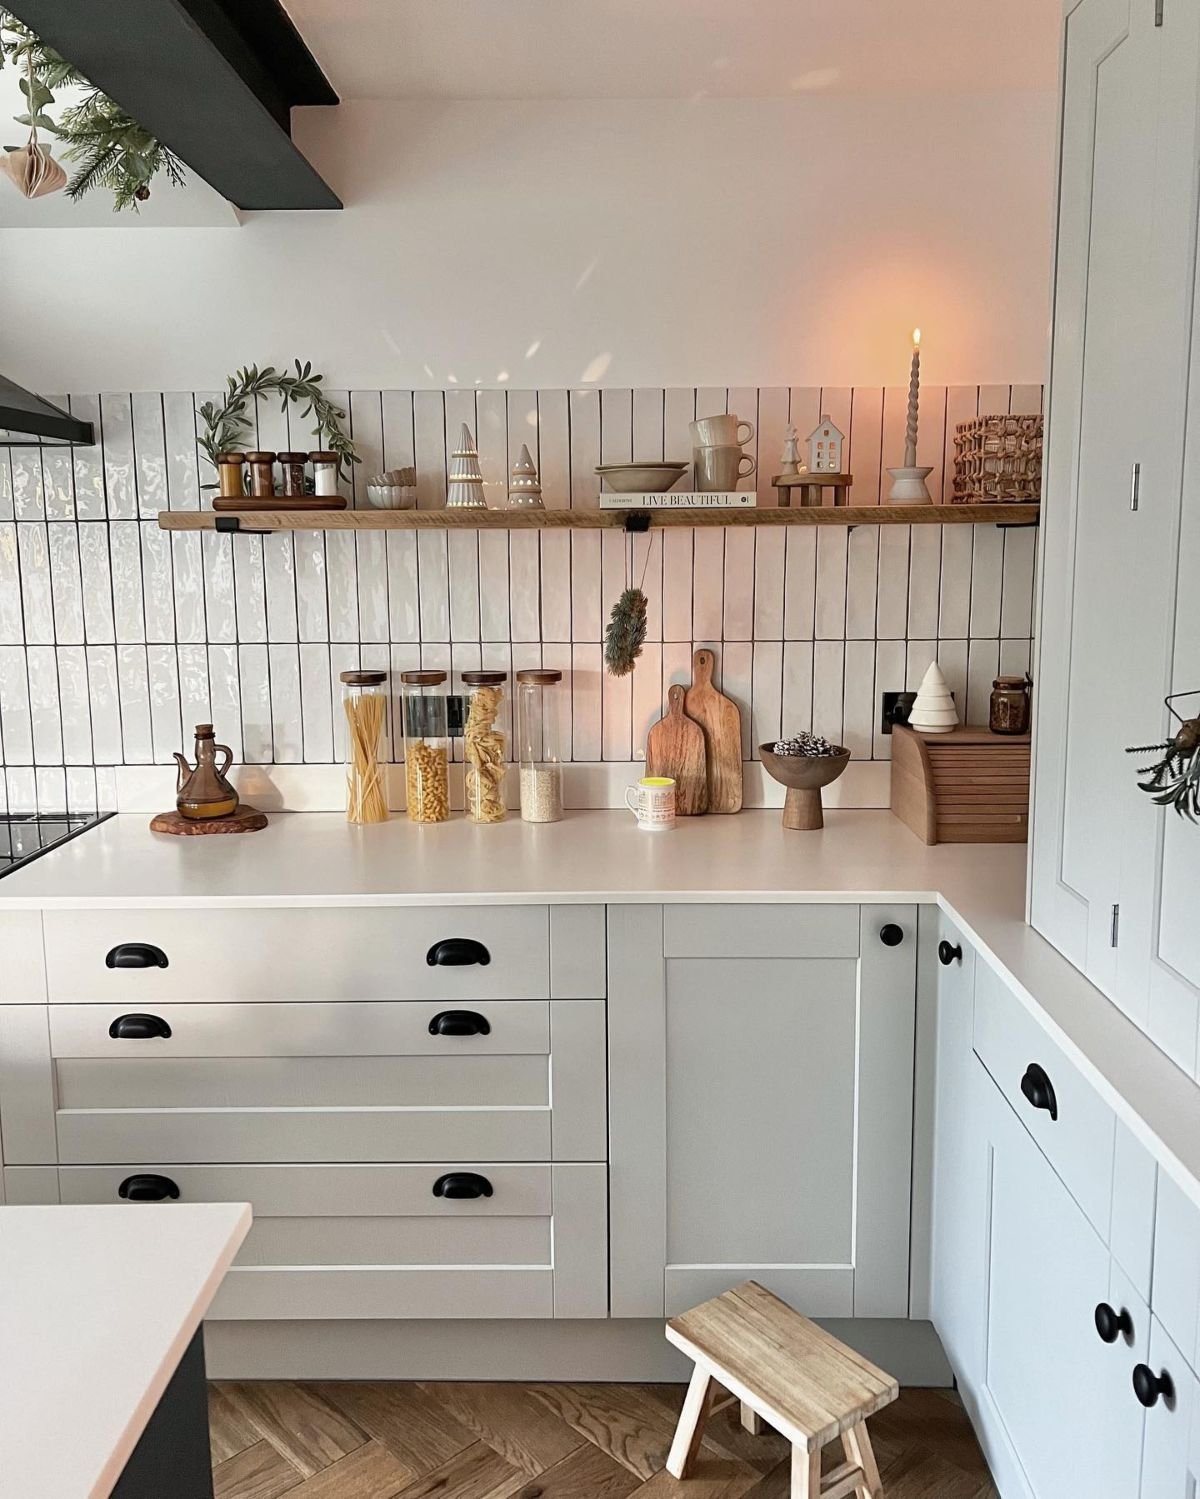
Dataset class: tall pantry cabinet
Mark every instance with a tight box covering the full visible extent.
[1031,0,1200,1073]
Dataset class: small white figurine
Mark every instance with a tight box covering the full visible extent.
[446,423,487,509]
[779,424,803,477]
[909,661,959,734]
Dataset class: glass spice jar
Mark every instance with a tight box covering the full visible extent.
[340,669,390,824]
[400,670,450,824]
[989,675,1031,735]
[277,452,309,498]
[462,670,508,823]
[245,451,277,499]
[310,451,340,497]
[216,452,247,501]
[516,669,564,823]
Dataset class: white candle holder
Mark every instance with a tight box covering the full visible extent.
[886,465,933,504]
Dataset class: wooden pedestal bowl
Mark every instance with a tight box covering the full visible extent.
[758,743,851,830]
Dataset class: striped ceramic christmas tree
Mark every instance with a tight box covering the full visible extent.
[447,423,487,509]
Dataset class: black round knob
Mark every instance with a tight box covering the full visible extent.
[1020,1062,1059,1121]
[118,1174,180,1202]
[432,1172,493,1200]
[879,924,905,947]
[428,1010,491,1037]
[1095,1303,1133,1344]
[1133,1365,1174,1409]
[938,940,963,967]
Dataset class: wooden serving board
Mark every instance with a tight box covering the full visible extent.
[646,684,708,814]
[684,648,743,814]
[150,804,268,835]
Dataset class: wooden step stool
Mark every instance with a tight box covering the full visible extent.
[665,1281,898,1498]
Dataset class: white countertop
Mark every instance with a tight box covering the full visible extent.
[0,1202,250,1499]
[0,809,1027,909]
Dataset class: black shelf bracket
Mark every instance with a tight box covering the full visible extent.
[214,515,271,535]
[623,511,652,533]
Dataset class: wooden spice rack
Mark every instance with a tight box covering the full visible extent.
[157,501,1039,533]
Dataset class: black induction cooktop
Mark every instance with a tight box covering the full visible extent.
[0,812,114,879]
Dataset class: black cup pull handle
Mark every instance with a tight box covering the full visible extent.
[432,1172,494,1200]
[426,939,491,968]
[938,939,964,966]
[108,1013,172,1040]
[879,924,905,947]
[1095,1303,1134,1345]
[429,1010,491,1037]
[118,1174,180,1202]
[105,943,169,970]
[1020,1062,1059,1121]
[1133,1364,1175,1409]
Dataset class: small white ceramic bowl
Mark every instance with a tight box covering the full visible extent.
[366,483,418,510]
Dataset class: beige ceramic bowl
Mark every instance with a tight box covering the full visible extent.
[366,483,418,510]
[595,462,689,494]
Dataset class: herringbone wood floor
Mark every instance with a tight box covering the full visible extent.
[208,1380,999,1498]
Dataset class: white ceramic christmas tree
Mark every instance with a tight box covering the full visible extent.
[447,423,487,509]
[909,661,959,734]
[507,443,544,509]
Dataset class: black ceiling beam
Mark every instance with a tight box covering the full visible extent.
[8,0,341,210]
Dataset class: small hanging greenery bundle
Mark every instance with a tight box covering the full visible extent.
[604,530,657,677]
[198,363,360,478]
[0,11,185,211]
[1126,690,1200,822]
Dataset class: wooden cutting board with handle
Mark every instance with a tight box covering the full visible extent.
[684,648,743,813]
[646,684,708,815]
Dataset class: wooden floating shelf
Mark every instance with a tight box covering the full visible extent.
[157,502,1039,533]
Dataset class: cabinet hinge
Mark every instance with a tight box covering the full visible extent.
[1111,903,1121,948]
[1130,462,1141,512]
[1155,0,1164,25]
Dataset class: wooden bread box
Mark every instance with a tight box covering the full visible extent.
[890,724,1030,844]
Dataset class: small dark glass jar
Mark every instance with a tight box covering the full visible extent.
[277,452,309,498]
[989,675,1031,735]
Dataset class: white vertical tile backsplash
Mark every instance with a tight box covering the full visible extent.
[0,384,1039,810]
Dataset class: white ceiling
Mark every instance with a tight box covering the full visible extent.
[282,0,1060,101]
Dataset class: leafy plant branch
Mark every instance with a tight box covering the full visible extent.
[198,363,361,476]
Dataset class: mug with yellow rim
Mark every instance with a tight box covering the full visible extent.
[625,775,676,830]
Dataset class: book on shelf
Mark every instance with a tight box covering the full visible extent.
[597,492,757,510]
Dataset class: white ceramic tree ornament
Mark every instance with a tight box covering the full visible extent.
[507,443,544,509]
[446,423,487,509]
[779,424,803,477]
[909,661,959,734]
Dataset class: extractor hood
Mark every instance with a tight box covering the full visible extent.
[0,375,94,447]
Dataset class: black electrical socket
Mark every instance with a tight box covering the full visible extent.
[881,691,917,735]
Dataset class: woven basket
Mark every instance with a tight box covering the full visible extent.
[952,414,1042,502]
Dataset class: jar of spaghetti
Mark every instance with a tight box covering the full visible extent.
[462,670,508,823]
[340,669,389,824]
[400,670,450,823]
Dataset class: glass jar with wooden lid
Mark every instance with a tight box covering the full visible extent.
[340,669,389,824]
[216,452,247,501]
[462,670,508,823]
[400,670,450,823]
[310,451,340,497]
[516,669,564,822]
[989,675,1031,735]
[277,452,309,499]
[245,452,277,499]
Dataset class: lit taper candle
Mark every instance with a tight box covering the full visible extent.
[903,328,921,468]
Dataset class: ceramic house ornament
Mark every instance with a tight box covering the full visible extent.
[507,443,544,509]
[909,661,959,734]
[446,423,487,509]
[807,416,844,474]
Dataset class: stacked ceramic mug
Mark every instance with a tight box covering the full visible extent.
[690,414,757,492]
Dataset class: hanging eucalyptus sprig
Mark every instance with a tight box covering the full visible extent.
[0,10,185,211]
[1126,691,1200,822]
[604,531,657,677]
[198,363,360,478]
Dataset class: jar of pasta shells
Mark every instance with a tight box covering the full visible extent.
[400,670,450,824]
[462,670,508,823]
